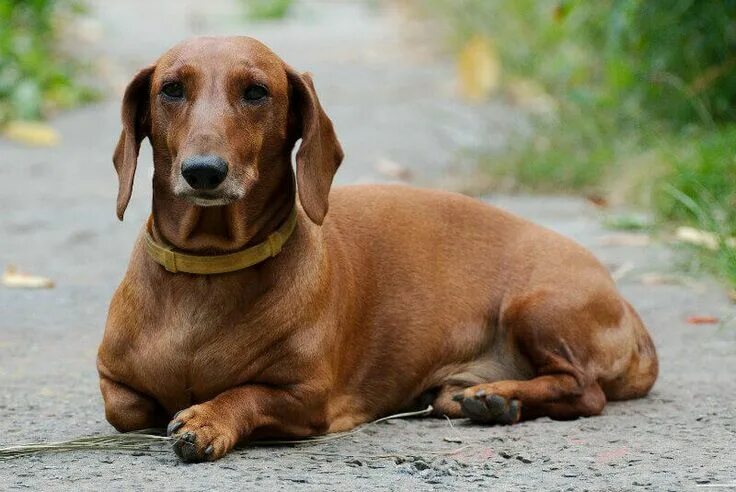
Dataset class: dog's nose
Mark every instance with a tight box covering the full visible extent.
[181,155,229,190]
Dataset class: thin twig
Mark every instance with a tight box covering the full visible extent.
[248,405,433,447]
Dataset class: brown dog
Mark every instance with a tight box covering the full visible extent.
[97,36,658,462]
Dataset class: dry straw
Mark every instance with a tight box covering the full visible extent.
[0,406,438,461]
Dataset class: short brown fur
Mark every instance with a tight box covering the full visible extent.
[98,36,658,462]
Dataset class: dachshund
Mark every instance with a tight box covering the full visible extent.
[97,36,658,462]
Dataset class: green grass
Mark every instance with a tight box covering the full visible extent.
[479,108,627,194]
[655,128,736,237]
[658,147,736,288]
[0,0,95,124]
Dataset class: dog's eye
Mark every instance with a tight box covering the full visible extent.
[243,85,268,102]
[161,82,184,99]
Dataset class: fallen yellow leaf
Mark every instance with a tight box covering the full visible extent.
[639,273,681,286]
[2,121,60,147]
[1,265,55,289]
[457,35,500,102]
[675,226,736,250]
[598,233,651,247]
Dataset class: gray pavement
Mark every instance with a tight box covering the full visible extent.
[1,1,734,490]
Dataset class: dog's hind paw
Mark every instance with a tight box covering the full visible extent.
[452,389,521,425]
[167,404,238,462]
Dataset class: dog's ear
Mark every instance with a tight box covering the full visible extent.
[113,65,155,221]
[287,69,344,225]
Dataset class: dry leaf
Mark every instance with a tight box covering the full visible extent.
[1,265,55,289]
[2,121,61,147]
[598,233,651,247]
[374,158,412,181]
[457,35,500,102]
[686,315,719,325]
[728,290,736,303]
[675,226,736,250]
[639,273,680,286]
[675,226,719,250]
[585,194,609,208]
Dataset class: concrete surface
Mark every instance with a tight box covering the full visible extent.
[1,1,734,490]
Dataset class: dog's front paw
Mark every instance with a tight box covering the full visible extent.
[167,404,238,462]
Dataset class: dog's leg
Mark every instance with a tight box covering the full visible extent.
[453,376,606,424]
[166,383,328,462]
[452,286,653,424]
[100,377,167,431]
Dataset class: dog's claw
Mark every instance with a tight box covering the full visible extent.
[205,445,214,456]
[167,420,184,436]
[461,396,489,420]
[485,394,507,412]
[500,399,522,425]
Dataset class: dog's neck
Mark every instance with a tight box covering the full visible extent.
[150,170,296,255]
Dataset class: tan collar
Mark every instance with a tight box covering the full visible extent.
[144,207,298,274]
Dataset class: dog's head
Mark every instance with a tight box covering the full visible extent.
[113,36,343,226]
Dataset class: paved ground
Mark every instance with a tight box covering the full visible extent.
[1,1,735,490]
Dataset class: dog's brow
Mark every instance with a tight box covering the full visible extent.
[176,64,198,79]
[158,64,198,83]
[230,66,270,86]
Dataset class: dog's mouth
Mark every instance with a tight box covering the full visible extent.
[173,179,246,207]
[174,188,244,207]
[188,194,236,207]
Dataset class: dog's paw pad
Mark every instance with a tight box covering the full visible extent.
[457,393,521,425]
[172,431,201,462]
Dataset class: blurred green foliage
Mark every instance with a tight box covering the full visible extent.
[434,0,736,126]
[240,0,293,20]
[428,0,736,288]
[621,1,736,125]
[0,0,94,123]
[656,128,736,238]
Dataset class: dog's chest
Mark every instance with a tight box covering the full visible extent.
[127,289,287,410]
